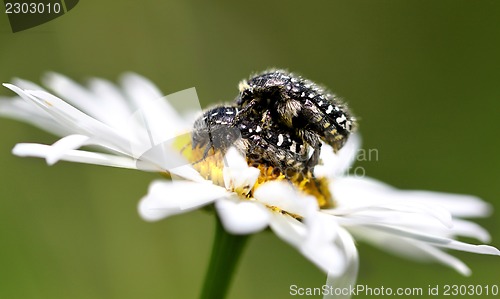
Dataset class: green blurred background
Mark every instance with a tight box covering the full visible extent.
[1,1,499,298]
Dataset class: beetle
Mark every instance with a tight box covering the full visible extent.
[191,105,316,173]
[235,69,355,152]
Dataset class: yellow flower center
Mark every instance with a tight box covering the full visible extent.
[175,134,334,209]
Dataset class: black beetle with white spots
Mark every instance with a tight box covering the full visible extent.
[191,69,356,174]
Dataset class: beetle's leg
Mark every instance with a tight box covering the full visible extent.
[233,98,259,124]
[298,130,322,169]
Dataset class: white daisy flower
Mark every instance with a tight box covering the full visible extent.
[2,74,498,299]
[0,73,350,276]
[316,135,500,298]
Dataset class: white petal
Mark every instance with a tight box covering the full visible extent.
[135,140,193,173]
[412,242,471,276]
[351,224,499,258]
[361,223,452,245]
[222,147,260,192]
[3,79,194,174]
[327,203,453,230]
[215,198,270,234]
[329,176,496,249]
[138,180,228,221]
[28,89,134,151]
[87,78,135,126]
[349,226,472,275]
[350,226,429,260]
[45,134,90,165]
[333,176,491,218]
[268,211,306,246]
[402,191,492,218]
[253,181,318,216]
[324,227,359,299]
[11,78,46,91]
[224,147,249,169]
[269,213,346,275]
[305,212,339,248]
[332,176,394,207]
[120,73,165,110]
[44,74,137,131]
[315,132,361,178]
[12,143,147,170]
[301,228,347,277]
[4,84,133,156]
[450,219,491,243]
[332,177,457,228]
[42,73,112,123]
[301,242,346,277]
[162,87,201,129]
[331,212,488,246]
[435,240,500,256]
[223,166,260,194]
[168,165,210,183]
[0,97,69,136]
[120,73,187,146]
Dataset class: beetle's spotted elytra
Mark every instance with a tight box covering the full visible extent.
[190,70,356,175]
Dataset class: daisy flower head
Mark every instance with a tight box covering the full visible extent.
[1,71,499,299]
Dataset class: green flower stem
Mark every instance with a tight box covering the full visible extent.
[199,215,250,299]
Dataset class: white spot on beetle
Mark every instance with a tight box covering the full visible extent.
[277,134,284,146]
[336,115,347,127]
[326,105,334,114]
[256,125,262,132]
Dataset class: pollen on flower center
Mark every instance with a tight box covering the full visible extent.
[178,136,334,209]
[251,163,334,209]
[181,143,226,187]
